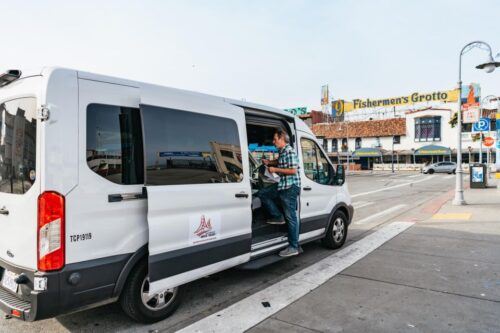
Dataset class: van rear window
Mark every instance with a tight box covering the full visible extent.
[86,104,144,185]
[0,97,37,194]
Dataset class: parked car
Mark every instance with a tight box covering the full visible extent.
[0,68,353,323]
[423,162,456,174]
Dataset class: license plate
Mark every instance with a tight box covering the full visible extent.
[1,270,18,293]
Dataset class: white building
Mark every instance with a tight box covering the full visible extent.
[302,87,498,170]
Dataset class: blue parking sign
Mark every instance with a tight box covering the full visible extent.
[472,118,490,132]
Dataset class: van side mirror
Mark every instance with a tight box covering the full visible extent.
[334,165,345,186]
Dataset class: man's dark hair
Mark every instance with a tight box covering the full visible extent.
[275,129,290,143]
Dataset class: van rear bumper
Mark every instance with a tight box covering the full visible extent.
[0,253,133,321]
[0,258,60,321]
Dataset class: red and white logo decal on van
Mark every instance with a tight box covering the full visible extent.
[194,215,214,238]
[189,213,221,245]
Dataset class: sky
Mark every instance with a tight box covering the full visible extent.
[2,0,500,110]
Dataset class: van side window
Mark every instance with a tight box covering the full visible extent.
[86,104,144,185]
[300,138,333,185]
[142,105,243,185]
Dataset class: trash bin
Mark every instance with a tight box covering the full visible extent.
[470,163,487,188]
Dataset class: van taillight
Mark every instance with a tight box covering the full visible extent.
[37,191,65,272]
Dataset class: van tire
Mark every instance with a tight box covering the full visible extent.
[322,210,348,249]
[428,169,435,174]
[120,260,181,323]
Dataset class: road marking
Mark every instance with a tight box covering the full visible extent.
[351,175,435,198]
[353,201,374,209]
[432,213,471,220]
[444,175,455,179]
[355,204,407,224]
[178,222,414,333]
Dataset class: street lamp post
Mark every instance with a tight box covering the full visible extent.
[453,41,500,206]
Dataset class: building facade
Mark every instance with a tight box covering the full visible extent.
[299,86,498,170]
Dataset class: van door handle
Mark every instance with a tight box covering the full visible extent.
[235,192,249,198]
[0,207,9,215]
[303,186,312,191]
[108,190,147,203]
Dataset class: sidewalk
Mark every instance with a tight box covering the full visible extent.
[249,187,500,333]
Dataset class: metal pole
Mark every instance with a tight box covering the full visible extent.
[391,136,394,173]
[453,46,466,205]
[496,98,500,189]
[479,107,483,163]
[487,148,490,178]
[346,121,349,175]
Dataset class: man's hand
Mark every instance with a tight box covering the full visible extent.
[262,159,278,166]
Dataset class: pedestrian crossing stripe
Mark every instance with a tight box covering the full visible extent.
[432,213,471,220]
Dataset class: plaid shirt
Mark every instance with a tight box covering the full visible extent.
[277,144,301,191]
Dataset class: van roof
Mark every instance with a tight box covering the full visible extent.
[12,67,313,135]
[46,67,293,116]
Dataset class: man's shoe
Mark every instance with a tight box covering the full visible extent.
[266,218,286,225]
[279,247,299,257]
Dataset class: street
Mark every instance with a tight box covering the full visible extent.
[1,172,468,333]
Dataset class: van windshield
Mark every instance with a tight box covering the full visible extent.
[0,97,37,194]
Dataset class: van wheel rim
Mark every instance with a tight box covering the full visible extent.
[141,277,177,311]
[332,217,345,243]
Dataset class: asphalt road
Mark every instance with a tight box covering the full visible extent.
[0,171,456,333]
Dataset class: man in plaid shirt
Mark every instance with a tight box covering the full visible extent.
[259,129,301,257]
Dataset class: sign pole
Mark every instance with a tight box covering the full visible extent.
[480,132,483,163]
[479,108,483,163]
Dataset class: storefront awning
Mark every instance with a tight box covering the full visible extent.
[414,145,451,156]
[352,147,382,157]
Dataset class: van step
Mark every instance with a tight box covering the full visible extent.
[238,254,286,270]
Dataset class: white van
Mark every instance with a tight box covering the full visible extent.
[0,68,353,323]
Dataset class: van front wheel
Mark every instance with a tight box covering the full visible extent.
[120,260,181,323]
[322,211,348,249]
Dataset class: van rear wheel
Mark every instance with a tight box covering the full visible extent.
[322,210,348,249]
[120,260,181,323]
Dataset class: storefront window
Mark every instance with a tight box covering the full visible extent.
[355,137,362,149]
[341,138,348,152]
[332,139,338,152]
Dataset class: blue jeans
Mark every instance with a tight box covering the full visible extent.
[256,184,301,249]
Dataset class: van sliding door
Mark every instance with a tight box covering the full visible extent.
[141,86,252,295]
